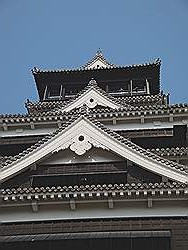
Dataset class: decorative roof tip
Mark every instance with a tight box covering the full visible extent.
[31,67,40,74]
[154,58,162,64]
[88,78,98,87]
[96,48,103,57]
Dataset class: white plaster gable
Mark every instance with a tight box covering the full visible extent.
[83,50,115,70]
[86,58,111,69]
[60,81,121,112]
[1,116,187,183]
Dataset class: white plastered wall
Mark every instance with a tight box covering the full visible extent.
[0,199,187,223]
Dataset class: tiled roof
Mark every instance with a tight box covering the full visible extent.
[116,93,168,106]
[90,103,188,120]
[1,109,187,178]
[1,182,187,202]
[26,100,68,113]
[150,147,188,157]
[26,93,168,113]
[1,102,188,125]
[31,59,161,75]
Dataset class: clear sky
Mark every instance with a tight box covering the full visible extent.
[0,0,188,113]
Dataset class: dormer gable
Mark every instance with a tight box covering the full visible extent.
[83,50,115,70]
[59,79,122,112]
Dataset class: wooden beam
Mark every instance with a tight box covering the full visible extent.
[70,200,76,210]
[2,123,8,131]
[147,198,153,208]
[112,117,117,125]
[59,85,63,99]
[30,122,35,130]
[108,198,114,209]
[146,79,150,95]
[43,85,48,101]
[169,114,174,122]
[62,87,66,98]
[31,202,38,212]
[140,115,145,124]
[130,80,133,96]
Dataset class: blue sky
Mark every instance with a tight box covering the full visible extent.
[0,0,188,113]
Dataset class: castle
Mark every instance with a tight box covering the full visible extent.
[0,51,187,250]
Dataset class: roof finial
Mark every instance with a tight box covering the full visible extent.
[88,78,97,87]
[96,48,103,57]
[31,67,40,74]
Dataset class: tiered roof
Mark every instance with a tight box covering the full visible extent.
[0,55,188,247]
[32,52,161,100]
[0,54,188,205]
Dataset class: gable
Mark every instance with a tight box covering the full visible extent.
[86,58,112,69]
[1,116,187,183]
[83,50,115,70]
[60,80,121,112]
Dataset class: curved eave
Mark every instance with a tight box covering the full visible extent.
[32,62,161,100]
[32,60,161,74]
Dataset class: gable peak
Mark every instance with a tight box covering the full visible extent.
[82,50,116,70]
[88,78,98,87]
[96,48,103,57]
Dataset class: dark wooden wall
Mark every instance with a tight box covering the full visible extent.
[1,217,187,250]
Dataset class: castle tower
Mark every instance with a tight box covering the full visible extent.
[0,52,188,250]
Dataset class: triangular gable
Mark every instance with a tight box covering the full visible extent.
[83,50,115,70]
[60,79,122,112]
[1,115,187,183]
[86,58,111,69]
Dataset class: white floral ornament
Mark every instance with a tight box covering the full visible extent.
[53,134,108,155]
[70,135,92,155]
